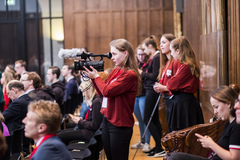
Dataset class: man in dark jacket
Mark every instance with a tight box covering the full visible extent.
[46,66,65,113]
[61,65,78,115]
[3,80,31,134]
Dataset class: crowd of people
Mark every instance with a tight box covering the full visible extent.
[0,35,239,160]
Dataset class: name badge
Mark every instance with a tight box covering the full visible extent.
[102,97,108,108]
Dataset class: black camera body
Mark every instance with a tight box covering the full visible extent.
[74,60,104,71]
[74,52,112,72]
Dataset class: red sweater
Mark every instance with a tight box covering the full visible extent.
[166,64,199,94]
[160,60,181,96]
[3,86,10,110]
[92,67,137,127]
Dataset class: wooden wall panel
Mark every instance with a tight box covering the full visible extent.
[112,12,123,39]
[99,0,110,9]
[86,13,98,51]
[137,11,148,42]
[63,0,174,69]
[74,13,86,47]
[126,11,137,47]
[112,0,123,10]
[150,10,162,37]
[99,12,111,53]
[182,0,227,122]
[228,0,240,86]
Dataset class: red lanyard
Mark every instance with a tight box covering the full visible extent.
[84,105,91,120]
[138,62,148,70]
[29,134,57,160]
[107,69,122,85]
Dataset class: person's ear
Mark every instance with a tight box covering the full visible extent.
[38,123,47,133]
[124,51,129,58]
[176,49,180,54]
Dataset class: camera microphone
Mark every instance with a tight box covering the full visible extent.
[58,48,82,59]
[58,48,112,59]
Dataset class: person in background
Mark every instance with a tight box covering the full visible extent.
[21,72,41,101]
[14,60,27,79]
[234,91,240,124]
[23,100,72,160]
[0,72,4,112]
[169,86,240,160]
[140,35,165,157]
[131,44,151,152]
[5,64,19,80]
[1,71,14,110]
[0,131,7,159]
[3,80,31,134]
[84,39,141,160]
[58,75,104,145]
[46,66,65,111]
[0,112,9,136]
[153,33,181,132]
[155,36,204,132]
[61,64,78,115]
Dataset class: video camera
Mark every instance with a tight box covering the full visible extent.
[58,48,112,72]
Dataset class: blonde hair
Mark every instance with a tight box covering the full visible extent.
[109,39,142,95]
[79,72,109,106]
[158,33,176,80]
[28,100,62,134]
[170,36,200,77]
[2,71,14,89]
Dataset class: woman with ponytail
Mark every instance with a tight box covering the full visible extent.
[156,36,204,132]
[139,35,166,157]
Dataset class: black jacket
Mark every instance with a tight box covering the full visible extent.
[37,85,55,101]
[3,94,31,134]
[51,81,65,107]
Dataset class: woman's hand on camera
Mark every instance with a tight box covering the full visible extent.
[83,66,99,79]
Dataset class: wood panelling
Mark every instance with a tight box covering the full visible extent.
[182,0,227,123]
[63,0,174,68]
[228,0,240,86]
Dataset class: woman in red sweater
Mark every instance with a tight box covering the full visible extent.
[84,39,141,160]
[155,36,204,132]
[153,33,181,132]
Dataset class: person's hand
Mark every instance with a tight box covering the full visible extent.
[82,66,99,79]
[195,133,214,148]
[153,82,168,92]
[138,68,142,74]
[72,116,83,124]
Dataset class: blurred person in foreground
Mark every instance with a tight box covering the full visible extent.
[23,100,72,160]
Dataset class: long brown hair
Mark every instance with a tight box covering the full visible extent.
[2,71,14,89]
[158,33,176,80]
[170,36,200,77]
[109,39,142,95]
[211,85,238,117]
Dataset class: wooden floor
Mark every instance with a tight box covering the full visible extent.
[128,123,164,160]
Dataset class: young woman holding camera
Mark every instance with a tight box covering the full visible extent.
[83,39,141,160]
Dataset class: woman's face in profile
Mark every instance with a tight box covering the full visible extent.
[110,46,127,67]
[210,97,230,121]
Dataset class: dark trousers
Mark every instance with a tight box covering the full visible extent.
[144,90,163,151]
[101,117,133,160]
